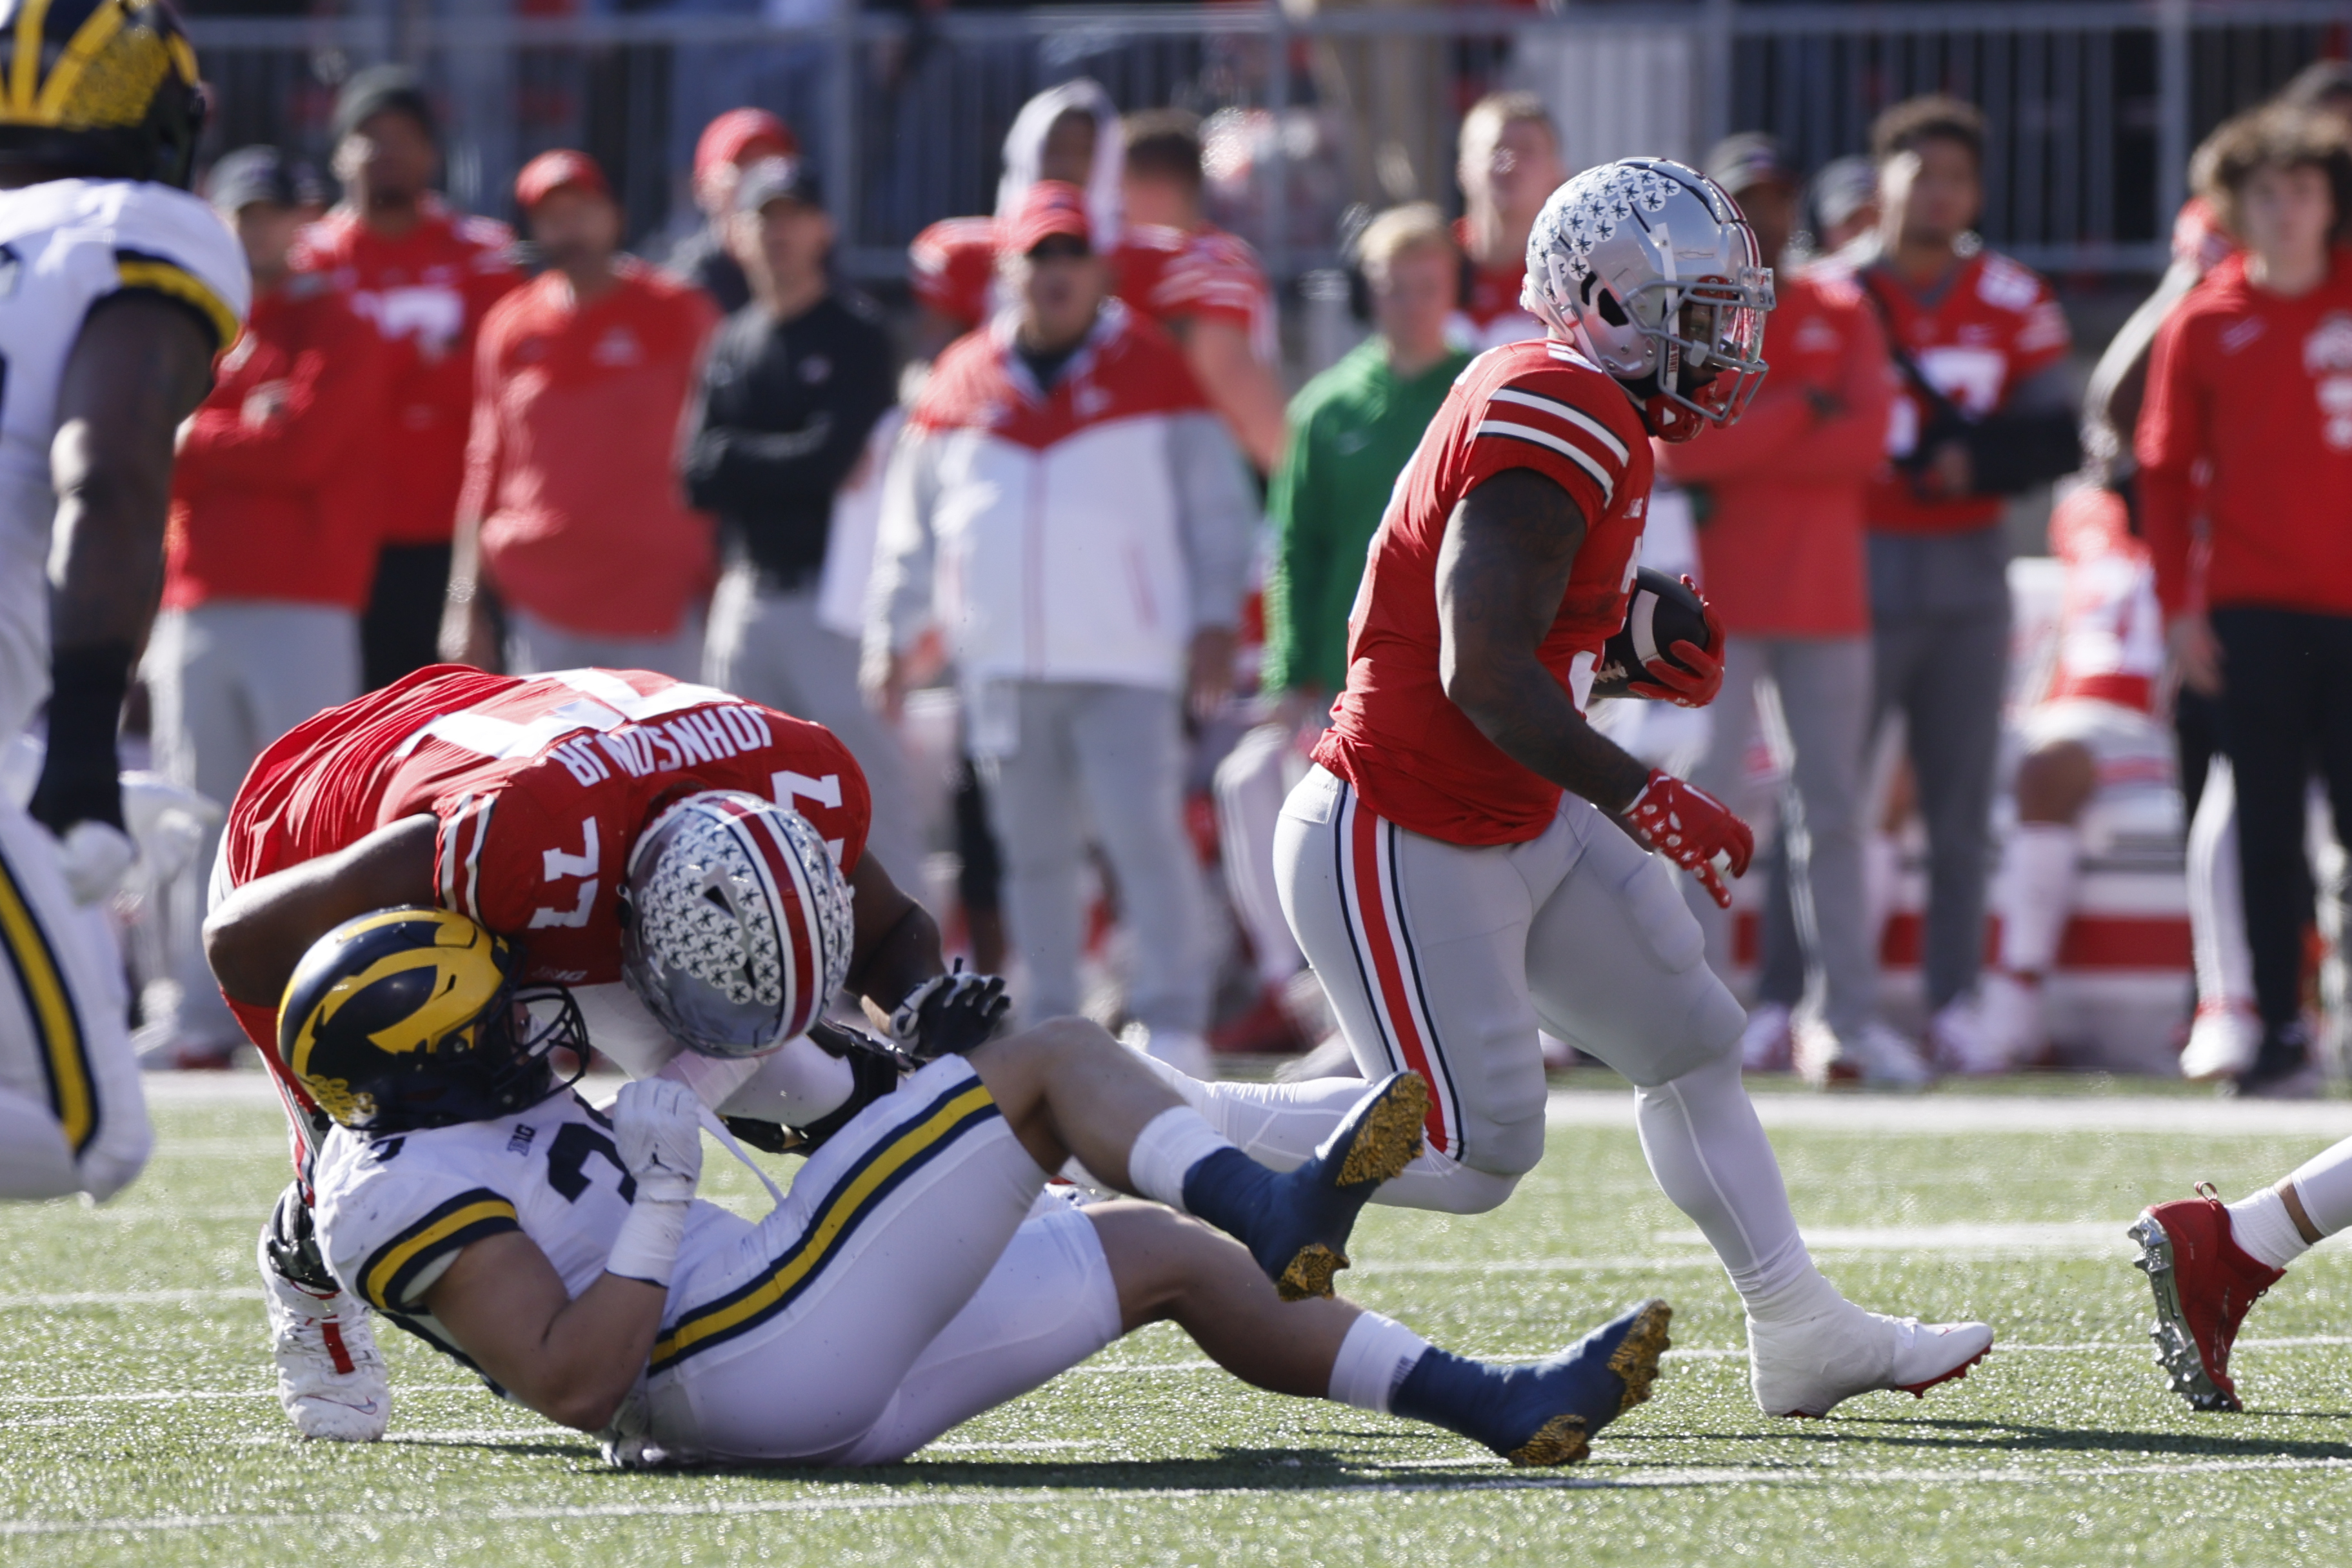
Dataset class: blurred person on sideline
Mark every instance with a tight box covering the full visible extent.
[144,147,391,1067]
[1808,157,1879,256]
[1448,92,1568,352]
[908,81,1126,360]
[870,183,1255,1076]
[1213,203,1468,1057]
[439,152,718,681]
[1842,96,2078,1073]
[686,157,920,888]
[294,66,523,691]
[665,108,797,316]
[1657,135,1900,1083]
[2138,106,2352,1098]
[1119,110,1287,471]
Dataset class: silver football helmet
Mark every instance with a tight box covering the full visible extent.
[1522,157,1775,441]
[619,791,855,1058]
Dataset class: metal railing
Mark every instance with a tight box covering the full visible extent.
[185,2,2352,287]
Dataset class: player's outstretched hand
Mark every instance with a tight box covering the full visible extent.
[1621,769,1753,909]
[1624,577,1726,709]
[612,1078,703,1206]
[890,960,1011,1058]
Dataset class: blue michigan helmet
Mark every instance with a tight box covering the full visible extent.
[279,907,588,1134]
[0,0,208,188]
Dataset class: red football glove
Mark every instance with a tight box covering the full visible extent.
[1625,575,1727,708]
[1622,769,1754,909]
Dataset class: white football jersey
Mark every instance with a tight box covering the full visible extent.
[312,1088,737,1379]
[0,179,248,742]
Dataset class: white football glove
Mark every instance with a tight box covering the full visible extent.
[612,1078,703,1206]
[55,820,135,906]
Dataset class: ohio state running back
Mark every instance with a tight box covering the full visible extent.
[1143,159,1998,1423]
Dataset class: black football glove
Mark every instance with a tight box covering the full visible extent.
[889,961,1010,1060]
[724,1018,917,1158]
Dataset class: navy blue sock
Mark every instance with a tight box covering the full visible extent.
[1179,1147,1281,1253]
[1391,1346,1505,1449]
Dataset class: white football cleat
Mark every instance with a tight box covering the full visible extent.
[1973,971,2043,1070]
[2180,1004,2261,1082]
[258,1213,389,1442]
[1748,1301,1995,1418]
[1928,996,2007,1077]
[1800,1017,1933,1089]
[1739,1003,1794,1073]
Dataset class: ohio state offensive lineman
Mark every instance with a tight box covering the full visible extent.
[1144,160,1997,1418]
[203,664,1002,1441]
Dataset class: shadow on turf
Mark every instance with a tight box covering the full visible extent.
[1611,1416,2351,1463]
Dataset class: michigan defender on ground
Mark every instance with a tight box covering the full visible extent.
[203,666,1013,1439]
[0,0,248,1203]
[1139,160,1995,1419]
[291,904,1669,1468]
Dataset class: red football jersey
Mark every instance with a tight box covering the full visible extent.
[2042,486,2162,715]
[1855,249,2071,534]
[2138,248,2352,618]
[1128,222,1278,363]
[1314,339,1656,846]
[226,666,872,1004]
[291,200,525,544]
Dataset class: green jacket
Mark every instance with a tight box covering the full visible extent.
[1262,337,1471,696]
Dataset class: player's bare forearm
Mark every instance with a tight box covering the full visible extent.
[49,295,217,653]
[203,815,440,1006]
[426,1231,664,1432]
[843,851,945,1016]
[1185,319,1288,473]
[1436,469,1651,814]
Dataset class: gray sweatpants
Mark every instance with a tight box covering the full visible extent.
[977,680,1209,1036]
[1684,635,1875,1036]
[508,606,704,684]
[144,602,361,1049]
[1868,527,2011,1010]
[701,570,924,889]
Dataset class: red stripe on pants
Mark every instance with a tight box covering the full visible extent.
[1347,799,1450,1153]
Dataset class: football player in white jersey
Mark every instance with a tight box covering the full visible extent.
[0,0,250,1204]
[293,906,1674,1468]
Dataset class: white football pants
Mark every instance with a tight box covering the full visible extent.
[0,793,149,1200]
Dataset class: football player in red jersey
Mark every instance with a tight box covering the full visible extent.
[1135,159,1996,1420]
[200,666,1010,1441]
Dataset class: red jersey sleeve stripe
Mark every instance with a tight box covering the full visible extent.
[1473,419,1619,506]
[1488,386,1631,465]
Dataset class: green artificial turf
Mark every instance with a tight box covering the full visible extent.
[5,1075,2351,1566]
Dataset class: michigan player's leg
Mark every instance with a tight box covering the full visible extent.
[1524,795,1993,1418]
[840,1198,1671,1469]
[2128,1138,2352,1410]
[0,797,149,1201]
[644,1024,1426,1462]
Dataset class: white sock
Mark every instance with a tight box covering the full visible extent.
[1124,1106,1239,1213]
[1326,1310,1430,1414]
[2226,1187,2311,1271]
[2281,1135,2352,1241]
[0,1086,79,1200]
[1637,1054,1844,1324]
[1998,823,2080,975]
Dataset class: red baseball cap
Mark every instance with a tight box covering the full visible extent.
[696,108,797,183]
[515,149,610,212]
[1002,181,1091,257]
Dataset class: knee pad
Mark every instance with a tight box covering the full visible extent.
[77,1123,152,1204]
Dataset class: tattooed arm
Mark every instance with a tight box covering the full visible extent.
[1435,467,1651,814]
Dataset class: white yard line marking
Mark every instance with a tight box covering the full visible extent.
[0,1287,263,1310]
[1546,1090,2352,1136]
[13,1457,2352,1536]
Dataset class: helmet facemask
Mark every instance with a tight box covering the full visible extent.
[1604,266,1774,438]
